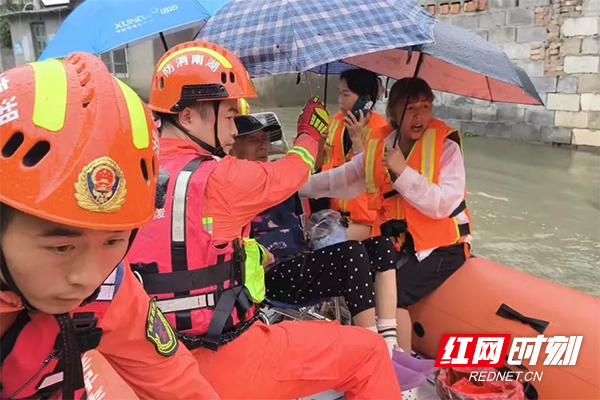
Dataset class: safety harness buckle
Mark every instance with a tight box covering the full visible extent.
[72,312,103,352]
[201,337,220,352]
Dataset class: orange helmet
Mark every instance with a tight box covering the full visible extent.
[0,52,158,231]
[149,40,257,114]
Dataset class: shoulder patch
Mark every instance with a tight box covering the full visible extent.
[146,297,179,357]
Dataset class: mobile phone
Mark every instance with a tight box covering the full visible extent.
[351,96,374,121]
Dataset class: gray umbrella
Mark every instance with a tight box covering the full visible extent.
[315,21,543,106]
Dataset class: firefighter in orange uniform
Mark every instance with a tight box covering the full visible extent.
[0,53,218,399]
[128,41,402,399]
[319,69,388,241]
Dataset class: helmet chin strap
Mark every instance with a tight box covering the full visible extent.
[166,101,227,158]
[0,229,139,313]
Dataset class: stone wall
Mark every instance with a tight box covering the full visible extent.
[418,0,600,147]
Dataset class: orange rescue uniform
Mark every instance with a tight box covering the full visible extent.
[322,111,388,226]
[0,262,218,400]
[159,136,402,400]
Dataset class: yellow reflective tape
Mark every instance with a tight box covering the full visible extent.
[324,119,340,164]
[328,119,340,142]
[339,200,347,214]
[288,145,315,168]
[453,218,461,242]
[157,47,232,71]
[239,98,248,115]
[453,130,465,158]
[115,78,149,150]
[427,136,436,183]
[31,59,67,132]
[365,139,379,194]
[420,129,435,183]
[289,145,315,164]
[362,127,372,143]
[336,120,345,161]
[420,131,429,176]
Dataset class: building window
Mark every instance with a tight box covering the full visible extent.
[101,48,129,78]
[31,22,48,59]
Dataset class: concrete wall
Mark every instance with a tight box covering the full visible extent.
[251,74,341,110]
[119,40,155,101]
[7,10,68,64]
[418,0,600,147]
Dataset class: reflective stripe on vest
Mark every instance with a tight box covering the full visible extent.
[365,139,383,195]
[323,118,341,166]
[170,165,262,304]
[407,127,471,247]
[97,267,119,301]
[129,156,257,349]
[325,112,386,170]
[420,129,436,183]
[169,158,242,336]
[361,126,373,148]
[157,293,216,313]
[365,120,472,252]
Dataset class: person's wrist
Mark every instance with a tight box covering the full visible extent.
[393,163,407,176]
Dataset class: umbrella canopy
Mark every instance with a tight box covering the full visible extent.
[311,21,543,105]
[39,0,230,61]
[198,0,435,77]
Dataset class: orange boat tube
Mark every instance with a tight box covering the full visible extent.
[409,257,600,399]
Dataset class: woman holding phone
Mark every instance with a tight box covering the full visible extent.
[309,69,400,364]
[316,68,389,241]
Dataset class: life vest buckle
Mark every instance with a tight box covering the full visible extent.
[380,219,407,238]
[202,337,220,352]
[72,312,103,352]
[233,239,246,264]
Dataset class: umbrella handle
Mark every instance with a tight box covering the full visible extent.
[393,52,424,148]
[305,72,314,97]
[324,64,329,106]
[160,33,169,52]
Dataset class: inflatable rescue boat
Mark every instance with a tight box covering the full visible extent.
[80,258,599,400]
[409,257,600,400]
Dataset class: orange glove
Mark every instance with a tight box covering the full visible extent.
[297,96,330,142]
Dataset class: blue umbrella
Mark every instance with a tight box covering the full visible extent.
[39,0,230,61]
[197,0,435,77]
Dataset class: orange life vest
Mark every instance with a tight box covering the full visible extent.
[322,111,387,226]
[365,118,472,253]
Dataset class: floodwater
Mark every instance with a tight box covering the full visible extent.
[268,107,600,297]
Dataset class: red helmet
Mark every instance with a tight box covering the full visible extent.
[149,40,257,114]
